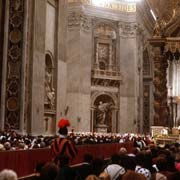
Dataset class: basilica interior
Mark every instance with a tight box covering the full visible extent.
[0,0,180,136]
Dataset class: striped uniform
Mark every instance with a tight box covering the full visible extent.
[51,137,78,160]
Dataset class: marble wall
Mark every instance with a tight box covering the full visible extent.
[0,0,154,134]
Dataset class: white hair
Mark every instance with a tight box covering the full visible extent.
[0,169,17,180]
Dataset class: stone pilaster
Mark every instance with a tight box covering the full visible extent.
[27,0,46,135]
[66,9,92,131]
[118,21,139,133]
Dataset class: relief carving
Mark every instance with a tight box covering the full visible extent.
[94,22,117,71]
[119,21,137,37]
[68,12,91,31]
[96,102,113,125]
[95,23,116,39]
[98,44,109,60]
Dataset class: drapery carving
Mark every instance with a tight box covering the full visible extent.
[44,68,55,109]
[119,21,137,37]
[5,0,25,129]
[44,54,55,110]
[96,102,113,125]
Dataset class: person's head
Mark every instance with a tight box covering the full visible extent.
[58,127,68,136]
[104,164,126,180]
[86,175,100,180]
[4,142,11,150]
[111,153,120,164]
[99,172,111,180]
[135,152,145,166]
[119,147,127,155]
[84,153,93,163]
[40,162,58,180]
[122,170,146,180]
[57,119,70,136]
[34,162,46,175]
[0,169,17,180]
[156,157,168,171]
[119,154,136,170]
[55,154,70,167]
[0,144,5,151]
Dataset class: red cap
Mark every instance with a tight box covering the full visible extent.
[58,119,70,128]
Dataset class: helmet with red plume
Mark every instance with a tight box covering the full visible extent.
[57,119,71,135]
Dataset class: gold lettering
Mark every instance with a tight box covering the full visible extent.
[83,0,90,4]
[118,3,122,11]
[112,3,118,10]
[128,4,136,12]
[68,0,136,12]
[108,3,113,9]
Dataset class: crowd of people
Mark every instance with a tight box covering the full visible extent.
[0,130,152,151]
[1,141,180,180]
[1,119,180,179]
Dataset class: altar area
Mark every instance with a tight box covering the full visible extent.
[151,126,180,145]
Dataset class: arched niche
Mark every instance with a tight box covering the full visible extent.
[44,52,55,108]
[44,52,56,135]
[91,92,118,133]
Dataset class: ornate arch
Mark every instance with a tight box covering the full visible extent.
[93,20,119,36]
[45,51,54,68]
[91,91,118,107]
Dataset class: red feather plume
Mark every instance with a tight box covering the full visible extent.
[58,119,70,128]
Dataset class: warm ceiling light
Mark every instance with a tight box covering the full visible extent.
[150,9,157,21]
[92,0,141,4]
[92,0,113,6]
[123,0,141,2]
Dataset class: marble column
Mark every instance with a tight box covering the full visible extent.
[149,38,168,126]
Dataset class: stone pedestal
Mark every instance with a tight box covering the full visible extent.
[95,124,108,133]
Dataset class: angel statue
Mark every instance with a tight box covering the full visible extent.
[153,17,162,37]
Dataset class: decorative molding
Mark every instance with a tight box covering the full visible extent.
[68,11,91,31]
[118,21,138,37]
[91,90,119,107]
[91,78,120,88]
[165,38,180,53]
[5,0,25,129]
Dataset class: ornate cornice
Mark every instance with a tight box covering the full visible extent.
[68,11,92,32]
[118,21,138,37]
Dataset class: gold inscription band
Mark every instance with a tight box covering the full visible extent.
[68,0,136,13]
